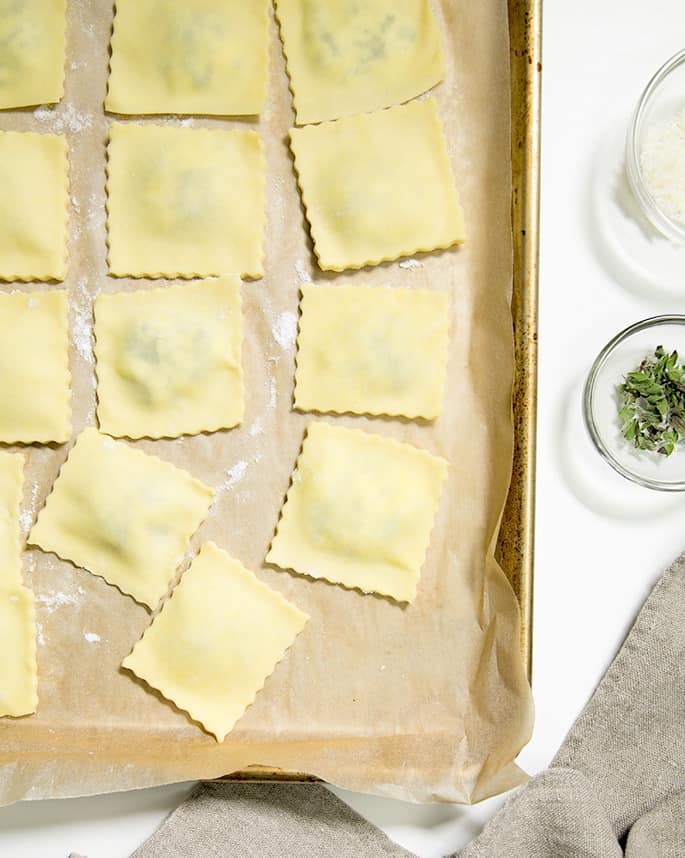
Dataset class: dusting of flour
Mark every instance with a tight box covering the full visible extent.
[273,311,298,350]
[216,461,249,494]
[36,592,80,611]
[249,417,264,437]
[86,191,106,235]
[33,103,93,134]
[294,259,312,283]
[72,276,95,364]
[19,481,39,535]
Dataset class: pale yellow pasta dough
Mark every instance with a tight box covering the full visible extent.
[29,428,214,608]
[0,290,71,444]
[95,277,244,439]
[276,0,445,125]
[267,422,447,602]
[123,541,309,742]
[107,0,269,116]
[295,283,449,419]
[106,123,266,278]
[0,131,69,281]
[289,98,465,271]
[0,587,38,718]
[0,0,66,110]
[0,452,24,589]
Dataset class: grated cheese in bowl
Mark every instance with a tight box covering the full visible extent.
[640,107,685,228]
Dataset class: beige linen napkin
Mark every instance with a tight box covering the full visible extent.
[131,553,685,858]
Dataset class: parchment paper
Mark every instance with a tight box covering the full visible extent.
[0,0,534,806]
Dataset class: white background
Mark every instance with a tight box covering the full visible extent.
[3,2,685,855]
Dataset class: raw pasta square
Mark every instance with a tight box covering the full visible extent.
[289,98,465,271]
[295,283,449,419]
[0,587,38,718]
[123,541,309,741]
[0,290,71,444]
[0,0,66,110]
[0,131,69,281]
[95,277,244,439]
[267,422,447,602]
[29,429,214,608]
[276,0,445,125]
[106,123,266,278]
[107,0,269,116]
[0,452,24,588]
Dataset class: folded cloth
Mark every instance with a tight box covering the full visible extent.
[461,551,685,858]
[132,554,685,858]
[132,782,412,858]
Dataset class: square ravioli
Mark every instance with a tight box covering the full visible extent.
[267,422,447,602]
[0,290,71,444]
[0,132,69,280]
[95,277,244,439]
[0,452,24,588]
[106,123,266,278]
[29,429,214,608]
[123,541,309,742]
[289,98,465,271]
[276,0,445,125]
[107,0,269,116]
[0,0,66,109]
[295,284,449,419]
[0,587,38,718]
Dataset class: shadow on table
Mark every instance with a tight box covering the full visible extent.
[331,786,509,857]
[556,373,683,521]
[584,120,685,306]
[0,782,194,834]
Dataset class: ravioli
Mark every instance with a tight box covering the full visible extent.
[29,429,214,608]
[123,542,309,741]
[276,0,445,124]
[267,422,448,602]
[0,0,66,110]
[295,283,449,419]
[0,587,38,718]
[289,98,465,271]
[0,290,71,444]
[0,452,24,588]
[0,131,69,281]
[106,123,266,278]
[95,277,244,439]
[107,0,269,116]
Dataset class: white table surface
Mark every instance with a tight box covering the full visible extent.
[3,3,685,856]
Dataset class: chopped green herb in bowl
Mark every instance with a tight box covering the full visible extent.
[618,346,685,456]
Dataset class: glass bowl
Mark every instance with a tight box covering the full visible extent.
[584,316,685,490]
[625,48,685,244]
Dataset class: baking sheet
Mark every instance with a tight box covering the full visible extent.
[0,0,534,805]
[495,0,542,677]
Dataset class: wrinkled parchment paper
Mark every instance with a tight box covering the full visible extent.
[0,0,534,806]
